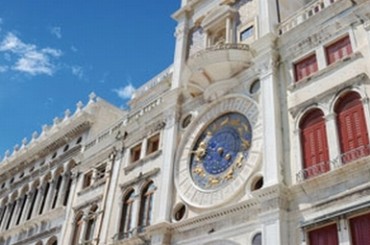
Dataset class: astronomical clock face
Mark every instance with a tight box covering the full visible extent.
[190,113,252,190]
[175,97,262,208]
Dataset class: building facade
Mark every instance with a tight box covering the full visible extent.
[1,0,370,244]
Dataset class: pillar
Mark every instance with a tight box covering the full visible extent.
[258,0,279,36]
[325,113,341,168]
[261,71,283,186]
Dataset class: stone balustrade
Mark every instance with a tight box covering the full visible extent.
[278,0,340,34]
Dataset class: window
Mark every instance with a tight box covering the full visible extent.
[252,233,262,245]
[299,109,330,179]
[326,36,352,65]
[15,195,27,225]
[5,202,16,230]
[83,171,93,189]
[27,189,38,220]
[51,176,63,209]
[72,213,83,245]
[84,206,97,242]
[349,213,370,245]
[130,144,142,163]
[63,177,72,206]
[138,181,155,230]
[96,164,106,181]
[335,92,369,163]
[308,224,338,245]
[38,182,50,215]
[119,190,135,239]
[147,134,160,155]
[240,26,254,41]
[294,54,318,82]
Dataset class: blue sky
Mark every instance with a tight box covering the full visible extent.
[0,1,179,157]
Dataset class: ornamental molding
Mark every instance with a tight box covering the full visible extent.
[120,168,160,190]
[175,95,263,208]
[172,184,289,233]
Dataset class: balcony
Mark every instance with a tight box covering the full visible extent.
[184,43,253,96]
[297,144,370,182]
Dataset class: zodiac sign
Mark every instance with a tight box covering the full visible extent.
[192,166,205,177]
[208,177,220,186]
[224,167,234,180]
[235,153,244,168]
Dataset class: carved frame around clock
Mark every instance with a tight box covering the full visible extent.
[175,95,262,208]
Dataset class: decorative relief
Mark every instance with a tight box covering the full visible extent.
[188,27,205,57]
[175,96,262,208]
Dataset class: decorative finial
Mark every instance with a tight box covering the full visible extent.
[64,109,71,120]
[5,150,10,158]
[21,138,28,149]
[32,131,39,140]
[75,101,84,114]
[53,117,61,126]
[13,144,19,153]
[88,92,97,104]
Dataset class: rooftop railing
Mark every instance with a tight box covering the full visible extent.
[279,0,340,34]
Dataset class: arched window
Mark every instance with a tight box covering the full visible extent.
[119,190,135,239]
[51,175,63,209]
[63,174,73,206]
[84,205,98,242]
[335,92,369,163]
[299,109,329,179]
[15,194,27,225]
[72,213,83,245]
[252,232,262,245]
[5,201,16,230]
[39,182,50,215]
[27,188,38,220]
[138,181,155,230]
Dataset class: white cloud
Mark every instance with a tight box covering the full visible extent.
[71,65,84,80]
[50,26,62,39]
[71,46,78,52]
[113,84,136,100]
[0,65,8,72]
[0,32,62,76]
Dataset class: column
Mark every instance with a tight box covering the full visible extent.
[261,71,283,186]
[140,138,148,159]
[226,17,231,43]
[361,97,370,148]
[59,172,81,245]
[20,191,34,223]
[157,109,178,222]
[9,198,21,228]
[57,173,70,207]
[325,113,341,168]
[131,193,140,235]
[0,203,10,230]
[44,180,55,212]
[258,0,279,36]
[99,149,125,245]
[171,14,189,89]
[293,128,304,183]
[32,184,46,217]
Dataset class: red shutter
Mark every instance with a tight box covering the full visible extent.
[350,213,370,245]
[337,98,369,162]
[326,36,352,65]
[309,224,339,245]
[300,110,329,178]
[295,54,318,82]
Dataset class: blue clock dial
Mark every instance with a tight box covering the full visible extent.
[190,112,252,190]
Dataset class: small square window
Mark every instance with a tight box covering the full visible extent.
[147,134,160,155]
[83,171,93,189]
[294,54,318,82]
[131,144,142,163]
[325,35,352,65]
[240,26,254,41]
[96,163,106,180]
